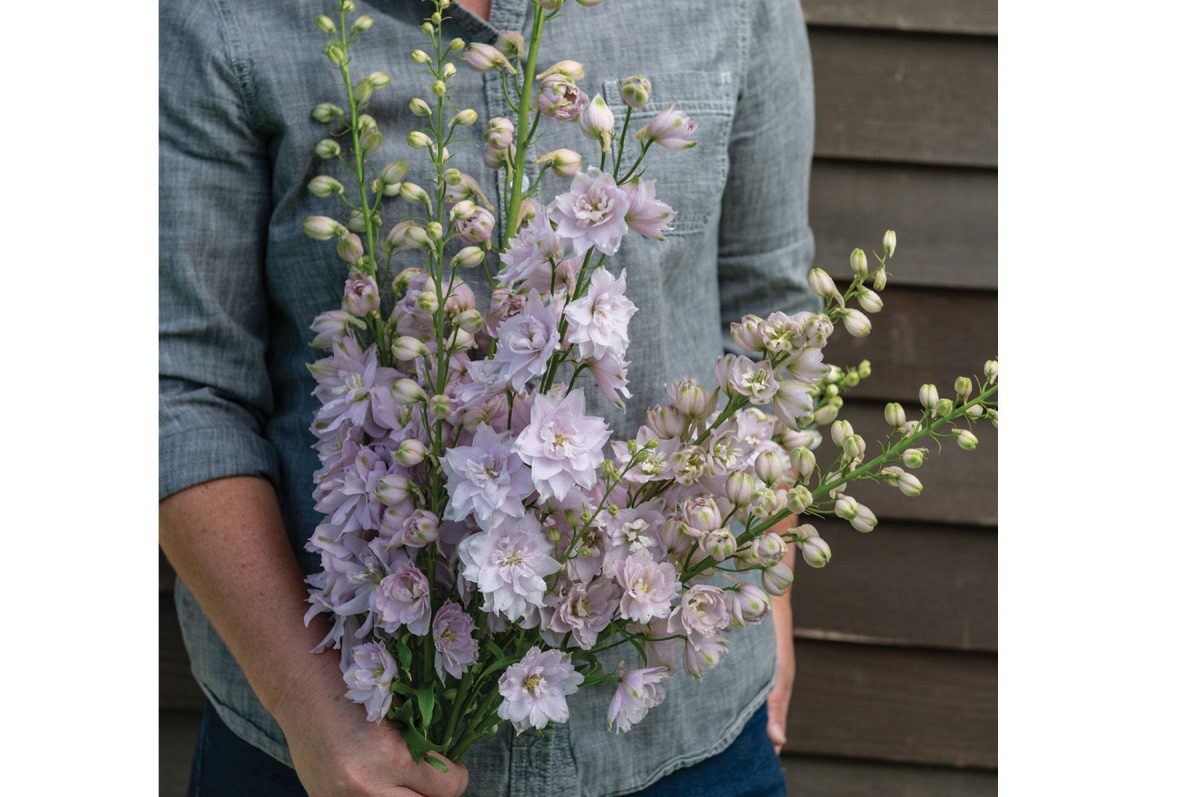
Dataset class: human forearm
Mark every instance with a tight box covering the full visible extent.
[766,516,796,754]
[158,475,335,721]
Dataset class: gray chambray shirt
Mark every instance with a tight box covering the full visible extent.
[160,1,816,794]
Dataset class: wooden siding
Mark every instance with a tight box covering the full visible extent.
[159,2,997,793]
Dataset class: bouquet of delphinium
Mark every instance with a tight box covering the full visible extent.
[301,0,999,769]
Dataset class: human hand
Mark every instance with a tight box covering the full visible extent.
[766,573,795,755]
[274,653,468,797]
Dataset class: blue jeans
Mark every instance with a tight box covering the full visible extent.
[187,700,785,796]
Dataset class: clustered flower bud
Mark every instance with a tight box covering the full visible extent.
[620,75,652,108]
[807,267,837,299]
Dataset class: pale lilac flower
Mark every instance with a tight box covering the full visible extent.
[578,94,615,145]
[608,666,670,733]
[373,563,431,635]
[342,641,397,723]
[310,342,404,439]
[565,268,637,360]
[538,74,588,121]
[548,168,631,256]
[548,578,619,649]
[497,647,584,732]
[311,309,367,350]
[622,179,676,240]
[726,355,779,404]
[343,272,380,317]
[726,582,770,628]
[485,116,515,150]
[464,42,515,74]
[441,425,534,531]
[485,287,528,336]
[683,633,727,678]
[611,428,678,484]
[457,512,561,621]
[599,505,665,575]
[678,584,730,638]
[493,296,560,390]
[771,379,816,430]
[586,351,632,408]
[497,211,564,286]
[515,391,611,502]
[782,346,830,384]
[313,443,389,534]
[614,549,680,623]
[455,206,495,245]
[635,103,698,151]
[432,602,480,682]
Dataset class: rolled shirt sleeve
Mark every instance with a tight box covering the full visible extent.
[717,0,818,335]
[159,1,278,500]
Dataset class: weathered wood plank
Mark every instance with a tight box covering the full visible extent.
[823,285,998,402]
[791,521,996,651]
[826,401,997,527]
[809,28,997,167]
[803,0,998,36]
[782,753,997,796]
[161,592,205,711]
[785,640,996,767]
[811,159,997,290]
[161,710,201,796]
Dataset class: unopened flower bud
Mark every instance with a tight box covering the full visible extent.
[873,267,888,291]
[535,148,582,178]
[442,62,458,79]
[884,402,906,428]
[336,233,364,264]
[858,360,872,378]
[790,446,816,482]
[965,404,984,419]
[955,430,979,451]
[849,248,869,279]
[450,200,478,221]
[426,221,444,241]
[302,215,343,240]
[375,473,410,506]
[407,130,433,149]
[728,583,770,627]
[539,0,564,10]
[324,42,348,66]
[342,271,379,317]
[984,359,999,383]
[391,378,426,404]
[882,230,897,258]
[919,384,939,410]
[813,403,839,426]
[409,97,432,117]
[579,95,615,148]
[703,529,738,562]
[645,405,685,438]
[380,160,408,186]
[392,335,429,362]
[620,74,652,108]
[881,466,923,497]
[315,139,341,159]
[761,563,794,597]
[834,495,859,521]
[842,434,866,460]
[463,42,515,74]
[495,30,524,58]
[315,14,337,34]
[452,246,485,269]
[428,394,451,420]
[807,267,837,299]
[307,175,344,197]
[850,503,878,533]
[843,308,872,338]
[754,450,785,486]
[725,472,756,506]
[351,15,374,33]
[411,49,432,65]
[671,378,711,418]
[443,168,463,185]
[452,108,478,127]
[414,290,437,313]
[536,59,586,81]
[857,288,883,314]
[384,220,429,253]
[786,486,813,514]
[431,79,447,97]
[456,308,484,334]
[801,536,832,569]
[935,398,954,418]
[312,103,343,123]
[902,448,925,469]
[830,419,853,447]
[366,71,391,89]
[955,376,973,401]
[750,487,782,519]
[395,439,428,467]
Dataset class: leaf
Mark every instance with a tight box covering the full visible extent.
[403,725,436,763]
[417,685,436,731]
[394,636,414,672]
[423,755,449,774]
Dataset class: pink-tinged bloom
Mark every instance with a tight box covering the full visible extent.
[726,355,780,404]
[537,74,589,121]
[497,647,584,732]
[464,42,515,74]
[432,602,480,682]
[579,94,615,146]
[771,379,816,430]
[678,584,731,638]
[622,179,676,240]
[782,345,830,384]
[342,641,397,723]
[565,267,637,360]
[515,391,611,502]
[311,309,367,350]
[373,563,431,635]
[457,513,560,621]
[484,287,528,336]
[343,272,380,317]
[726,582,770,628]
[683,632,727,678]
[634,103,698,151]
[454,206,495,245]
[547,578,620,649]
[441,425,534,531]
[611,428,679,484]
[614,549,680,623]
[548,168,631,256]
[492,295,560,389]
[485,116,515,150]
[607,666,670,733]
[497,211,564,286]
[310,342,404,440]
[587,351,633,409]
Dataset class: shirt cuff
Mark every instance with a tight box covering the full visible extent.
[159,424,280,501]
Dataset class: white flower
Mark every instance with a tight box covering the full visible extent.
[607,666,670,732]
[515,391,611,502]
[564,267,638,361]
[497,647,584,732]
[614,549,680,623]
[457,513,561,622]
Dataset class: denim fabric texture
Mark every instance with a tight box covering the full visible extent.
[188,699,786,797]
[160,0,815,794]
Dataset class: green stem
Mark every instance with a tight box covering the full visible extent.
[502,4,547,244]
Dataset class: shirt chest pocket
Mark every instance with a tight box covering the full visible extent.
[599,70,737,236]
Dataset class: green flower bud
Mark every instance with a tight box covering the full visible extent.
[842,434,867,460]
[873,267,888,291]
[934,398,954,418]
[307,175,344,197]
[452,246,485,269]
[411,49,432,65]
[858,288,883,314]
[381,160,408,186]
[409,97,432,117]
[443,168,463,185]
[813,404,839,426]
[432,80,447,97]
[324,42,348,66]
[456,309,484,334]
[849,503,878,533]
[314,138,341,159]
[786,486,813,514]
[448,37,467,52]
[452,108,479,127]
[807,267,837,299]
[984,359,999,384]
[955,430,979,451]
[789,446,816,482]
[366,71,391,89]
[830,419,853,447]
[884,402,906,428]
[919,384,939,410]
[442,63,458,79]
[426,221,443,241]
[407,131,433,149]
[882,229,897,258]
[302,215,344,240]
[858,360,872,378]
[429,394,452,420]
[834,495,859,521]
[843,308,872,338]
[901,448,925,469]
[391,378,426,404]
[399,182,429,204]
[351,15,374,33]
[416,291,438,312]
[339,0,356,12]
[800,535,832,569]
[955,376,973,401]
[395,439,428,467]
[312,103,343,123]
[421,22,435,35]
[850,248,869,279]
[315,14,337,34]
[392,335,429,362]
